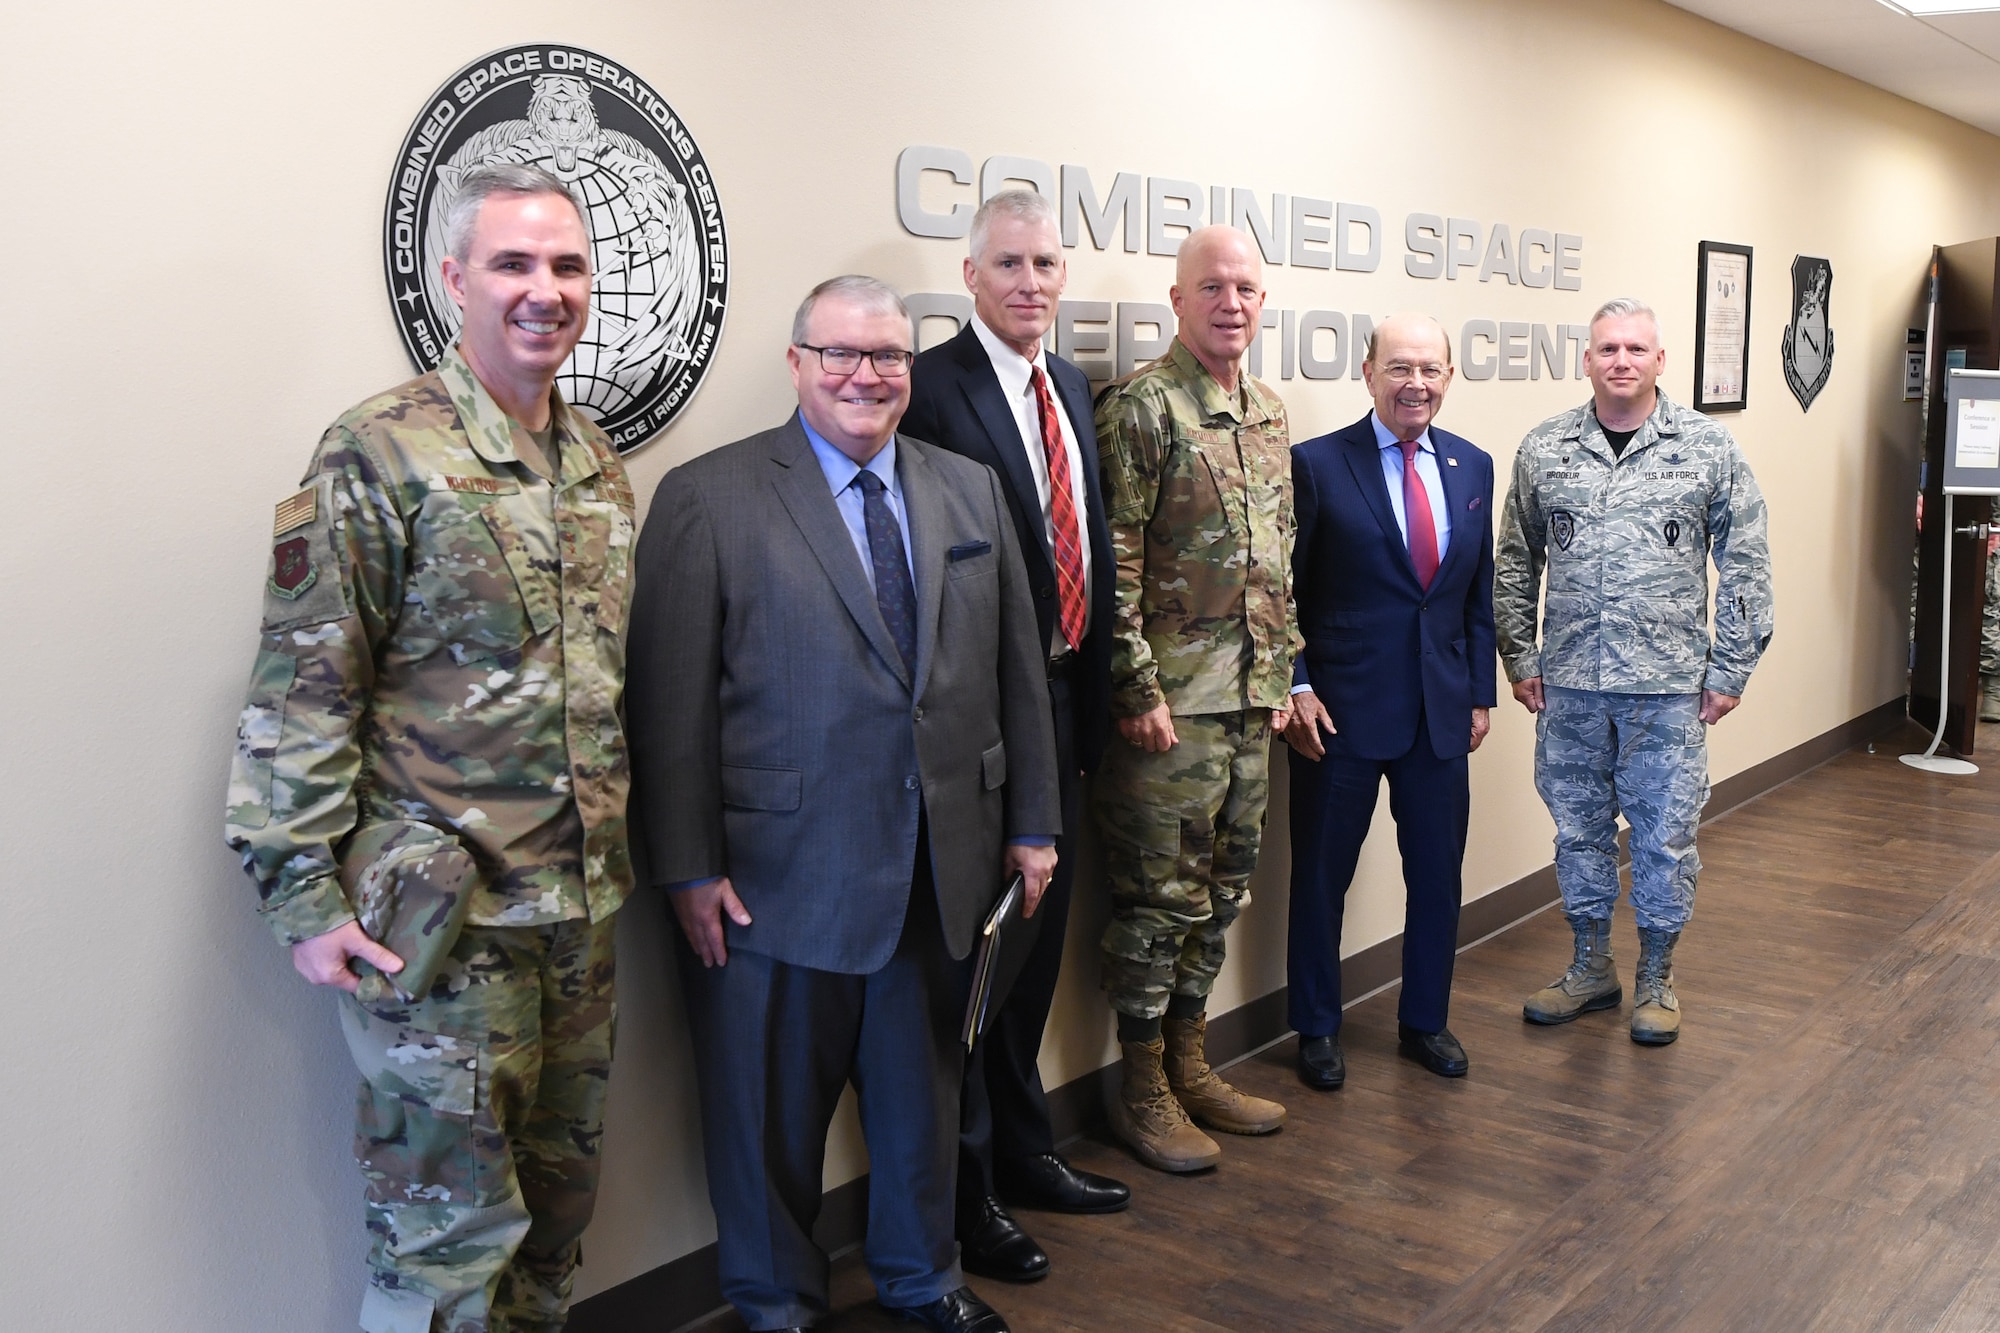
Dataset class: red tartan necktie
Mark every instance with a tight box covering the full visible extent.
[1400,438,1440,590]
[1031,366,1088,651]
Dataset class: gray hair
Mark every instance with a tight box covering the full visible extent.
[970,189,1059,261]
[1590,297,1664,345]
[443,163,588,262]
[1364,314,1455,368]
[790,275,911,345]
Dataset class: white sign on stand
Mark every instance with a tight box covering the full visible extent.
[1955,397,2000,472]
[1908,368,2000,774]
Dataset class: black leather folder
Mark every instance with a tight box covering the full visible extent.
[961,872,1040,1051]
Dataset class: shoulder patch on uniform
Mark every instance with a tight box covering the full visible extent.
[273,488,317,535]
[440,475,516,496]
[270,536,317,599]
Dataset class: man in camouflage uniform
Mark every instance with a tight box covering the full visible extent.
[225,164,635,1333]
[1094,225,1299,1172]
[1496,297,1773,1047]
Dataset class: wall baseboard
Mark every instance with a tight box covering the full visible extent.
[568,696,1909,1333]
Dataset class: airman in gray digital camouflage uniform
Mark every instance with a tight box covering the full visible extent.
[1093,225,1300,1173]
[225,164,634,1333]
[1495,297,1773,1047]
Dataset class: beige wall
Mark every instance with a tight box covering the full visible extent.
[6,0,1999,1327]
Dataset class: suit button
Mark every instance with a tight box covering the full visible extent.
[905,775,920,790]
[1038,586,1054,599]
[913,706,925,721]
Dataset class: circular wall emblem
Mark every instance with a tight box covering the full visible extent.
[383,44,729,453]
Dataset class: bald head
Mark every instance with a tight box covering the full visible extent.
[1175,224,1261,287]
[1365,313,1453,368]
[1170,226,1267,391]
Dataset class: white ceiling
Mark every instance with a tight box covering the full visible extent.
[1663,0,2000,136]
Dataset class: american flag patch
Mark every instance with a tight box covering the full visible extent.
[273,487,316,535]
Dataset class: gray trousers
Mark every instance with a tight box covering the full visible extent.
[1535,687,1709,933]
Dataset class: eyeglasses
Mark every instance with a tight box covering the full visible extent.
[796,344,914,377]
[1381,361,1448,384]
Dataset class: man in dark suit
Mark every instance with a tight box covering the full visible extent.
[626,276,1061,1333]
[1281,313,1496,1088]
[902,190,1130,1285]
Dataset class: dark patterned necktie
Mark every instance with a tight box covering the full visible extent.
[853,470,917,672]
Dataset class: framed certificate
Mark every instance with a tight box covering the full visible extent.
[1694,241,1753,413]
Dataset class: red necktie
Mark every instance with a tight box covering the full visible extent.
[1031,366,1088,651]
[1400,438,1439,590]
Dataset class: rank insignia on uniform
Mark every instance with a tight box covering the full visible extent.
[270,536,316,599]
[273,488,317,536]
[1664,520,1682,547]
[1551,510,1576,551]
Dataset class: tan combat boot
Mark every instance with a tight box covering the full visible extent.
[1162,1014,1286,1135]
[1631,927,1682,1046]
[1981,673,2000,723]
[1523,915,1621,1024]
[1109,1037,1222,1172]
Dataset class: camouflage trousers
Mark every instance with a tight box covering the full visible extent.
[341,914,618,1333]
[1535,688,1708,934]
[1094,709,1272,1019]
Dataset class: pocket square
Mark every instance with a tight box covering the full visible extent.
[949,540,993,561]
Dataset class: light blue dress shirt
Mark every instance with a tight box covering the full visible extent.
[1372,411,1452,560]
[802,420,914,590]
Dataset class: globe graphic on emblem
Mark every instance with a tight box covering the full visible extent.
[557,156,669,421]
[392,58,727,452]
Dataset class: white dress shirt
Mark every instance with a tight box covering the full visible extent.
[970,315,1093,654]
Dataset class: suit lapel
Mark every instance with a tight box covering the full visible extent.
[1430,432,1473,585]
[1050,359,1107,516]
[953,330,1051,566]
[767,418,912,690]
[899,440,947,700]
[1339,418,1420,587]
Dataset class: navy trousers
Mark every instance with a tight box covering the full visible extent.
[1286,711,1469,1039]
[681,845,968,1329]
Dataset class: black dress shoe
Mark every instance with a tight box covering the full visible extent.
[1297,1034,1346,1090]
[994,1152,1131,1214]
[1398,1024,1469,1078]
[956,1195,1049,1282]
[887,1285,1011,1332]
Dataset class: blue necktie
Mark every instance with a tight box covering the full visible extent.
[853,470,917,673]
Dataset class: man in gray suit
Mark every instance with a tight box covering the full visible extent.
[627,275,1061,1333]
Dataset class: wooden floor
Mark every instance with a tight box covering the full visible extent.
[807,721,2000,1332]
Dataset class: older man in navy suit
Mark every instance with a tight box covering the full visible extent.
[1281,313,1496,1088]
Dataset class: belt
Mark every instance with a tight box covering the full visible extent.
[1046,651,1078,682]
